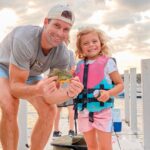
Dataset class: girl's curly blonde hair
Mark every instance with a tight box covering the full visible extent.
[76,27,110,59]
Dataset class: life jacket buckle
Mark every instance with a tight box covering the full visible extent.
[82,88,88,95]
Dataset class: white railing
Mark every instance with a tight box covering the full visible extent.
[141,59,150,150]
[130,68,137,134]
[124,68,137,134]
[123,58,150,150]
[124,70,130,125]
[18,100,28,150]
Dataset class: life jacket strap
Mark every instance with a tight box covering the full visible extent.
[74,104,78,119]
[89,112,94,122]
[76,96,113,104]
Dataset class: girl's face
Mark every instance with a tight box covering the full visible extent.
[80,32,101,59]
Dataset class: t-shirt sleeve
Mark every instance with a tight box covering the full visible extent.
[10,38,32,71]
[105,58,118,74]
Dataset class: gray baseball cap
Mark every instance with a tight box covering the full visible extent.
[47,4,75,25]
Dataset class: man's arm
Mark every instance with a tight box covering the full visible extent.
[9,64,58,99]
[9,64,84,103]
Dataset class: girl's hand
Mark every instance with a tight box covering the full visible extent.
[97,90,110,102]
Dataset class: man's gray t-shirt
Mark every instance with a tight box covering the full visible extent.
[68,50,76,70]
[0,25,69,76]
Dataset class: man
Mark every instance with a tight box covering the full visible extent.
[0,4,83,150]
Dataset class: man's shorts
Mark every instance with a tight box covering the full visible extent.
[78,108,113,133]
[57,82,74,107]
[0,65,42,84]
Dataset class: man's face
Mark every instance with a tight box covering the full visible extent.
[43,19,72,48]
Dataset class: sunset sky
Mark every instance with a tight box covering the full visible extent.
[0,0,150,73]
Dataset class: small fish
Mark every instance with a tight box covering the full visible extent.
[48,68,72,84]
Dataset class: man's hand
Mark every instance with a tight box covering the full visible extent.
[36,76,58,96]
[66,76,83,98]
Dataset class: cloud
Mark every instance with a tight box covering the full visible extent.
[70,0,106,27]
[110,20,150,55]
[0,0,150,72]
[101,9,142,28]
[115,0,150,12]
[0,0,69,25]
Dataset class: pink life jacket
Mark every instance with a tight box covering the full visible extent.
[74,55,114,122]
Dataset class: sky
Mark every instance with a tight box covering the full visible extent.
[0,0,150,73]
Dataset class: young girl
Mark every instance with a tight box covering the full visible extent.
[74,27,124,150]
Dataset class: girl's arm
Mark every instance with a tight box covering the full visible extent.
[108,71,124,97]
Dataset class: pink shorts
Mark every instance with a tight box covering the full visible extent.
[78,108,113,133]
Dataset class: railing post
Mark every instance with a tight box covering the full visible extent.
[18,100,28,150]
[124,70,130,125]
[130,68,137,134]
[141,59,150,150]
